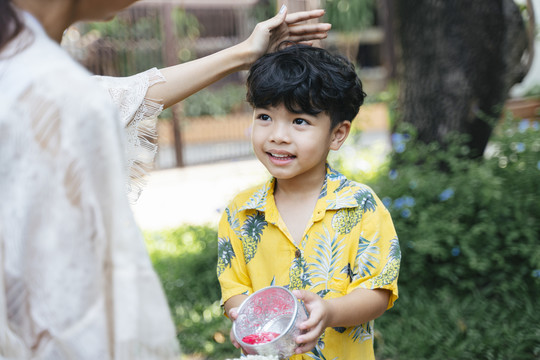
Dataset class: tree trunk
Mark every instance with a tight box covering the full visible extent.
[395,0,529,158]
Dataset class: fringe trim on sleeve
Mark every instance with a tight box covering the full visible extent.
[123,68,166,204]
[93,67,166,204]
[124,97,163,204]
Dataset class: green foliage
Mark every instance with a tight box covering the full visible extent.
[145,226,238,359]
[81,7,200,75]
[524,83,540,97]
[251,0,278,23]
[375,287,540,359]
[183,84,247,117]
[172,8,201,39]
[334,117,540,358]
[324,0,376,32]
[85,12,163,40]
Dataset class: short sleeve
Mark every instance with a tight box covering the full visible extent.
[94,68,166,203]
[217,205,253,308]
[349,192,401,309]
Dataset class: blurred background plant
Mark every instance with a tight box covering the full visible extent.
[145,226,237,359]
[324,0,376,32]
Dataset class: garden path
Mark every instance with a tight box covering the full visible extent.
[131,158,268,231]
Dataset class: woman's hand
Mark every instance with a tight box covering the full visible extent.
[242,5,331,67]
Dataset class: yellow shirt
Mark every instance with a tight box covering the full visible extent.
[218,165,400,360]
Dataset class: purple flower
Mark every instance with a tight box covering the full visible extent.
[391,133,410,153]
[451,246,460,256]
[515,142,525,153]
[404,196,416,207]
[394,197,406,209]
[401,209,411,218]
[439,188,454,202]
[518,120,529,133]
[393,196,415,210]
[389,169,398,180]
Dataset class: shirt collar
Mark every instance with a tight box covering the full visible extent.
[238,164,358,213]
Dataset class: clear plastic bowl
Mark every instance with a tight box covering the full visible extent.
[232,286,308,359]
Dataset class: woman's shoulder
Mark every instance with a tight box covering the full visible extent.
[1,27,109,112]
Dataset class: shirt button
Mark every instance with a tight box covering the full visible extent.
[295,249,301,258]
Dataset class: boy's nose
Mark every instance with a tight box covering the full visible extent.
[269,122,290,143]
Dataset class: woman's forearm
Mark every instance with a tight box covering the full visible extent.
[147,42,252,109]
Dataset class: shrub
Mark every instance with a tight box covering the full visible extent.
[334,117,540,358]
[375,286,539,359]
[145,225,238,359]
[183,84,246,117]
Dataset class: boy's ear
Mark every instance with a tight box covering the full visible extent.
[330,120,351,151]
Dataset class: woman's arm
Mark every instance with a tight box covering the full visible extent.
[147,7,331,109]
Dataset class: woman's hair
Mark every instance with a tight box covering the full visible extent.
[246,44,366,128]
[0,0,24,52]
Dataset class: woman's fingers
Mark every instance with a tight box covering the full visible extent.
[288,23,332,36]
[287,31,329,44]
[285,9,326,25]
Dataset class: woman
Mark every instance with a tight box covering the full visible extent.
[0,0,330,358]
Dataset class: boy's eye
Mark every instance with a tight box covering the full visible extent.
[293,118,308,125]
[257,114,271,121]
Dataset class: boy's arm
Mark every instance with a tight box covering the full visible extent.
[224,294,248,320]
[292,288,390,354]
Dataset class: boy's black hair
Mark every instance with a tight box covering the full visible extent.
[246,44,366,128]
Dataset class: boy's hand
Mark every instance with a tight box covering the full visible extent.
[228,307,241,349]
[292,290,330,354]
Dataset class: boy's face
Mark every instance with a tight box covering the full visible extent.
[251,104,350,183]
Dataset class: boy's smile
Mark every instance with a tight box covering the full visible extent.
[251,104,350,185]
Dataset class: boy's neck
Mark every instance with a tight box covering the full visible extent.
[273,170,326,245]
[273,161,328,199]
[274,175,324,200]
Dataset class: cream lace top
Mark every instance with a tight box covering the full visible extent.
[0,11,180,360]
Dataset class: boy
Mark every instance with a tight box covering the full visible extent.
[217,44,400,360]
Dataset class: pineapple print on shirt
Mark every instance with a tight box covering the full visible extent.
[240,211,267,263]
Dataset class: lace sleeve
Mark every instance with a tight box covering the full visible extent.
[94,68,166,203]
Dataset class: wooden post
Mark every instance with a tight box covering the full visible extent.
[161,3,184,167]
[281,0,321,12]
[379,0,397,80]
